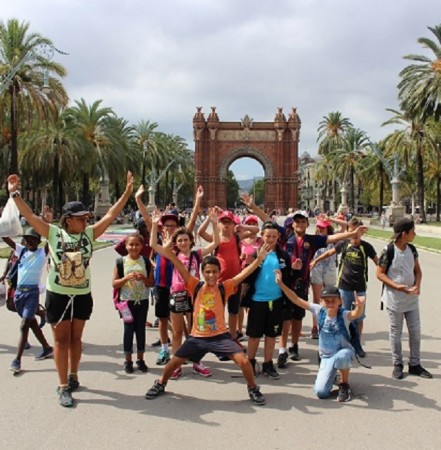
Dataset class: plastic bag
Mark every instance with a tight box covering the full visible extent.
[0,198,23,237]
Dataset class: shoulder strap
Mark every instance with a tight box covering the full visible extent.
[336,308,351,342]
[218,282,226,305]
[116,257,124,279]
[192,280,226,305]
[141,256,151,276]
[408,243,417,258]
[318,307,326,331]
[385,242,395,274]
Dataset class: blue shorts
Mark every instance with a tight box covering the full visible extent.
[14,286,40,320]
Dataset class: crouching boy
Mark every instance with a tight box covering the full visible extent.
[145,225,270,406]
[275,271,365,402]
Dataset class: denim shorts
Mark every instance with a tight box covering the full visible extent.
[14,285,40,320]
[310,265,337,286]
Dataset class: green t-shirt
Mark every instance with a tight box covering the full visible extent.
[46,224,94,295]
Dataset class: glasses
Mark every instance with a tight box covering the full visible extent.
[163,223,178,228]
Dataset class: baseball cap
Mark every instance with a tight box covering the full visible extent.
[316,218,331,228]
[22,227,41,240]
[320,286,341,298]
[392,217,414,240]
[292,210,309,220]
[243,215,259,225]
[62,201,89,217]
[218,210,235,222]
[160,213,180,226]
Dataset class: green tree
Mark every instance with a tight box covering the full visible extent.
[249,178,264,206]
[0,18,68,175]
[226,170,240,208]
[398,24,441,121]
[317,111,352,156]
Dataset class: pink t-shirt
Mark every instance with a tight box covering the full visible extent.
[171,249,202,293]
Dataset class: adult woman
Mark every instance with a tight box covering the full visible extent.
[7,172,133,407]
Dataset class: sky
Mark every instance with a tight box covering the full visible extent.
[2,0,440,180]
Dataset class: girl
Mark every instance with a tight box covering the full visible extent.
[150,209,220,379]
[112,233,154,373]
[309,218,336,338]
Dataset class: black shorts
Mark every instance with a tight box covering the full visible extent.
[45,291,93,323]
[246,298,284,338]
[153,286,170,318]
[227,290,240,315]
[175,332,242,361]
[283,285,308,321]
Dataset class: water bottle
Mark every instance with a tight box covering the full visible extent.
[117,301,134,323]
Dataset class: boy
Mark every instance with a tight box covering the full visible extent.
[275,276,365,402]
[3,228,53,373]
[310,217,378,357]
[145,219,270,405]
[376,217,432,380]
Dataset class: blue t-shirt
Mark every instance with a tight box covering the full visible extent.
[15,244,47,288]
[253,251,282,302]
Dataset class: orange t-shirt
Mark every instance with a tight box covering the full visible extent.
[186,276,236,338]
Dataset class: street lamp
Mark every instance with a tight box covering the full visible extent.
[147,158,179,209]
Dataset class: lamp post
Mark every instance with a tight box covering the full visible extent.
[148,158,178,209]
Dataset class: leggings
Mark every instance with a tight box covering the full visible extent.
[123,300,149,355]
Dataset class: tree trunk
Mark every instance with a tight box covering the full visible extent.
[9,83,19,175]
[416,144,426,223]
[379,165,384,213]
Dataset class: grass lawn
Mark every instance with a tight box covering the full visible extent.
[366,228,441,252]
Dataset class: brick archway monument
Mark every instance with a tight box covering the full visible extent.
[193,106,301,211]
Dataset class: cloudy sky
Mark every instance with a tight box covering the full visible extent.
[3,0,440,180]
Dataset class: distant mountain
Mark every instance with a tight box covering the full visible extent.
[238,177,263,192]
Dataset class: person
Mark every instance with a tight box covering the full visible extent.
[198,209,259,340]
[114,217,152,258]
[112,233,154,373]
[309,217,337,339]
[144,244,270,406]
[376,217,432,380]
[2,227,53,373]
[310,217,378,357]
[243,221,292,379]
[275,277,365,403]
[135,185,204,361]
[7,172,134,407]
[149,209,220,378]
[380,211,387,229]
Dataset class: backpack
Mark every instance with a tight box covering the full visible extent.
[318,306,371,369]
[338,240,369,283]
[192,281,226,305]
[214,233,241,258]
[380,242,417,309]
[6,247,27,289]
[113,256,152,309]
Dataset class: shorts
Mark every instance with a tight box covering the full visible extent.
[175,332,242,361]
[153,286,170,318]
[246,298,284,338]
[227,290,240,315]
[339,289,366,322]
[14,286,40,320]
[283,283,308,321]
[45,291,93,323]
[169,291,192,314]
[310,265,337,286]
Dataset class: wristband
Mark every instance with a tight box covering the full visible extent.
[10,191,21,199]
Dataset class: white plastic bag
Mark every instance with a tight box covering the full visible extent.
[0,198,23,237]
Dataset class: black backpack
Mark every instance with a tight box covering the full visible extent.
[192,281,226,305]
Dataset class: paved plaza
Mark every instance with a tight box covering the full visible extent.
[0,234,440,449]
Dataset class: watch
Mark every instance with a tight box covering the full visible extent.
[10,191,21,198]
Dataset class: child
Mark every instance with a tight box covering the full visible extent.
[275,275,365,402]
[376,217,432,380]
[112,233,154,373]
[144,241,270,406]
[149,209,220,379]
[310,217,378,357]
[3,228,53,373]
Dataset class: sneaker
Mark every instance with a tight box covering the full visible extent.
[218,355,230,361]
[193,362,212,377]
[170,367,183,380]
[145,379,166,399]
[392,363,404,380]
[123,360,134,374]
[356,345,366,358]
[289,343,301,361]
[262,361,280,380]
[9,358,21,374]
[310,327,319,339]
[57,386,75,407]
[337,383,352,402]
[68,375,80,391]
[248,385,266,406]
[35,346,53,361]
[156,349,170,365]
[277,351,288,369]
[408,364,432,379]
[236,331,246,342]
[136,360,149,373]
[24,342,31,350]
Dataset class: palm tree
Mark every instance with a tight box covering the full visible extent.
[383,109,433,222]
[398,24,441,121]
[0,18,68,174]
[132,120,161,184]
[317,111,352,156]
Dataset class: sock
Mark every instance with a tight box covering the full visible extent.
[161,344,169,351]
[279,348,287,355]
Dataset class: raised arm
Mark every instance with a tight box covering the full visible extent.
[135,185,153,231]
[275,269,310,310]
[326,225,368,245]
[197,214,213,243]
[200,209,220,256]
[1,237,16,250]
[310,247,337,270]
[186,185,204,233]
[92,172,134,239]
[240,193,272,223]
[347,294,366,321]
[7,174,49,238]
[231,244,269,287]
[149,212,170,258]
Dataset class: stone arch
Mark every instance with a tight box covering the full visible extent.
[193,107,301,210]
